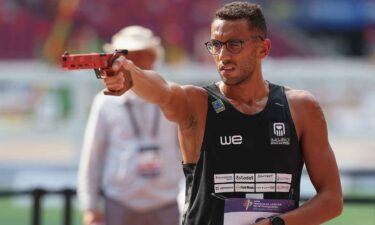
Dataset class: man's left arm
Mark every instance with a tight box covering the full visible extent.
[257,90,343,225]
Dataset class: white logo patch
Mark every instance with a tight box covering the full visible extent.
[234,173,255,182]
[214,174,234,183]
[273,122,286,136]
[270,122,290,145]
[276,183,291,192]
[235,183,255,192]
[215,183,234,193]
[256,183,276,192]
[277,173,292,183]
[245,193,264,199]
[256,173,276,182]
[235,173,255,182]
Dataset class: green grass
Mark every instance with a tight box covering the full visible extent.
[0,197,82,225]
[0,198,374,225]
[325,204,375,225]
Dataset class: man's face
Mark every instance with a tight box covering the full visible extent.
[210,19,264,86]
[127,49,157,70]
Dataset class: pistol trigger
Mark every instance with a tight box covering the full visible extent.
[94,69,102,79]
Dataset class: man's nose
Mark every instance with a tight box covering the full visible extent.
[218,45,231,60]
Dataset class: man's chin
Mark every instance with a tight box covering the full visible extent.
[220,73,235,85]
[221,79,241,86]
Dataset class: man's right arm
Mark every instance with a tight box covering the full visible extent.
[103,56,195,128]
[103,57,208,163]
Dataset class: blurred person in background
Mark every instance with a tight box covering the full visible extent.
[77,25,183,225]
[100,2,343,225]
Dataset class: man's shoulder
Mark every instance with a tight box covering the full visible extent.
[284,87,324,135]
[284,86,316,102]
[182,84,208,93]
[181,84,208,101]
[284,86,322,114]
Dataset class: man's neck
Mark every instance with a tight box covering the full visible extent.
[218,78,269,115]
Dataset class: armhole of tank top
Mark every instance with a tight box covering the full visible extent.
[281,85,300,146]
[201,84,216,156]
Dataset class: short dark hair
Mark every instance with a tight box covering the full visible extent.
[214,1,267,38]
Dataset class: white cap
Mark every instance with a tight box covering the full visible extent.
[103,25,164,61]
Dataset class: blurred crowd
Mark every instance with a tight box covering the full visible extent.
[1,0,375,63]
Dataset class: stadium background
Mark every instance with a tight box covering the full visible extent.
[0,0,375,224]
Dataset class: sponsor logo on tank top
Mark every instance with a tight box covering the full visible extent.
[215,174,235,183]
[215,183,235,193]
[276,183,291,192]
[235,173,255,182]
[256,173,276,182]
[212,99,226,113]
[269,122,290,145]
[213,173,293,193]
[220,135,243,145]
[276,173,292,183]
[256,183,276,192]
[235,183,255,192]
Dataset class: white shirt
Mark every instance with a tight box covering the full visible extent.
[78,91,183,211]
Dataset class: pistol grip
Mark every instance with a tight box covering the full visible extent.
[103,67,133,96]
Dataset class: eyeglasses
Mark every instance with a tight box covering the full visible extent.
[204,36,264,55]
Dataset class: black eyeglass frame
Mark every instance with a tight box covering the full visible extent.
[204,35,264,55]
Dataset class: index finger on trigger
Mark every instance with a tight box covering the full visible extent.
[112,55,126,71]
[99,69,108,78]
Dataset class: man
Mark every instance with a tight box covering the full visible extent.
[77,25,183,225]
[101,2,343,225]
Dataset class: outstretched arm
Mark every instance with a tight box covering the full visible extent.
[102,56,208,163]
[102,56,193,128]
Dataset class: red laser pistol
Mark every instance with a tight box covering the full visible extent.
[61,49,133,96]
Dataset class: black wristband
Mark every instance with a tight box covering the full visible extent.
[269,216,285,225]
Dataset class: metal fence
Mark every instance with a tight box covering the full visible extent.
[0,169,374,225]
[0,189,374,225]
[0,188,76,225]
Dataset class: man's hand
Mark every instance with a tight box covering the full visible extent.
[83,209,104,225]
[101,56,134,95]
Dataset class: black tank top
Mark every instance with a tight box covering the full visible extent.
[182,82,304,225]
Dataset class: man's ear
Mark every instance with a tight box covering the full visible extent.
[259,38,271,58]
